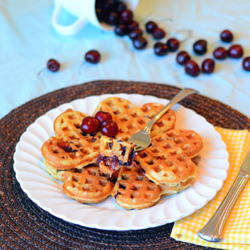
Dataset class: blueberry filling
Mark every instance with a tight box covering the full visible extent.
[120,145,127,156]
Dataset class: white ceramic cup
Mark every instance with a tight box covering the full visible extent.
[52,0,139,35]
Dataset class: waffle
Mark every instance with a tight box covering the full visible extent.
[44,160,75,182]
[111,165,162,209]
[135,145,197,186]
[160,177,195,195]
[41,109,100,170]
[94,97,176,141]
[152,129,203,158]
[63,165,114,203]
[97,136,136,176]
[41,97,204,209]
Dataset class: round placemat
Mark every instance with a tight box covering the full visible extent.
[0,80,249,250]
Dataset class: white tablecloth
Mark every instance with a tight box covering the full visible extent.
[0,0,249,119]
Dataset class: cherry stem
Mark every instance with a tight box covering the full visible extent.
[37,67,46,77]
[78,61,87,75]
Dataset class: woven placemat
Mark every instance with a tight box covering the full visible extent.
[0,80,249,250]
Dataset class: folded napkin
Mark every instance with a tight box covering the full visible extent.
[171,127,250,250]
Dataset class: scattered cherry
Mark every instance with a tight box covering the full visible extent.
[227,44,243,58]
[176,51,191,65]
[120,9,133,24]
[193,39,207,55]
[154,42,168,56]
[107,11,119,25]
[95,111,112,124]
[213,47,227,60]
[81,116,100,134]
[133,36,148,50]
[202,58,215,74]
[128,20,139,31]
[185,60,200,77]
[85,50,101,64]
[101,119,118,137]
[242,57,250,71]
[114,23,128,36]
[220,29,233,43]
[145,21,158,34]
[152,27,166,40]
[129,28,143,40]
[47,59,60,72]
[113,1,127,13]
[167,38,180,52]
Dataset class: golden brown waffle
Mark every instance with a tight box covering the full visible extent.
[135,145,197,185]
[41,135,100,170]
[111,165,162,209]
[94,97,176,141]
[152,129,203,158]
[160,178,195,196]
[98,136,136,176]
[63,165,114,203]
[41,97,204,208]
[44,160,74,182]
[41,109,100,170]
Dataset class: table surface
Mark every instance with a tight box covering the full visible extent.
[0,0,250,120]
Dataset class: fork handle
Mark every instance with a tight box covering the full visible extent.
[144,88,198,133]
[198,172,250,242]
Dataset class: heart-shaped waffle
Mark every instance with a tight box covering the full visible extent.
[135,128,202,190]
[41,109,100,170]
[111,164,162,209]
[152,129,203,158]
[94,97,176,141]
[135,145,197,186]
[63,165,114,203]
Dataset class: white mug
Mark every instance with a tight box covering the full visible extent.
[52,0,139,35]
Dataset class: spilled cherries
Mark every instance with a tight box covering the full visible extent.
[47,59,60,72]
[85,50,101,64]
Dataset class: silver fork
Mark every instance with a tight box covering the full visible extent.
[128,88,198,151]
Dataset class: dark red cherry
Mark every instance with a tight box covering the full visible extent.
[95,111,112,124]
[128,20,139,31]
[85,50,101,64]
[81,116,100,134]
[220,30,233,43]
[242,57,250,71]
[107,12,119,25]
[176,51,191,65]
[101,120,118,137]
[202,58,215,74]
[227,44,243,58]
[154,42,168,56]
[145,21,158,34]
[193,39,207,55]
[152,27,166,40]
[185,60,200,77]
[120,9,133,23]
[114,1,127,13]
[47,59,60,72]
[166,38,180,52]
[129,28,143,40]
[113,1,127,13]
[133,36,148,50]
[213,47,227,60]
[114,23,128,36]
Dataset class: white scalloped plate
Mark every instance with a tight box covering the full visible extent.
[13,93,229,230]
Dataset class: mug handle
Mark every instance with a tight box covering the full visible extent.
[52,2,88,35]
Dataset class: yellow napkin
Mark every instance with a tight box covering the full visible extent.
[171,127,250,250]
